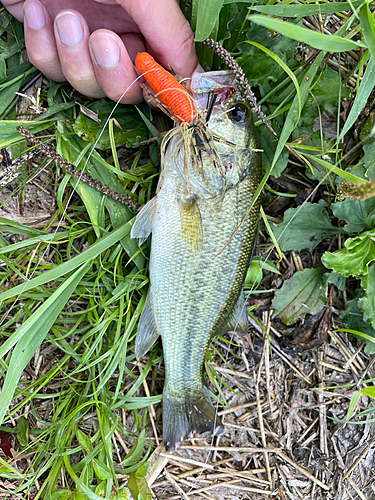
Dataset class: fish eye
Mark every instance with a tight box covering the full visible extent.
[230,104,247,123]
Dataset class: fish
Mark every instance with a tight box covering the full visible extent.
[131,68,262,450]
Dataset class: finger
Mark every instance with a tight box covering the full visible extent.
[116,0,198,78]
[89,30,144,104]
[53,10,105,98]
[23,0,65,81]
[2,0,25,21]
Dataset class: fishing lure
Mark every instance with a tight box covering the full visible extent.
[135,52,196,123]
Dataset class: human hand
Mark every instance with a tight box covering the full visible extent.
[3,0,198,103]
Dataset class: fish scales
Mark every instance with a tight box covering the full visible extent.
[131,72,261,450]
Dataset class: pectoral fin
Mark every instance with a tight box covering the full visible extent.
[130,196,157,244]
[179,196,203,253]
[228,291,248,334]
[135,289,160,358]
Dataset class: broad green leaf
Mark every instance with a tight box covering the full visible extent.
[0,262,91,425]
[120,430,146,468]
[73,99,147,149]
[252,1,363,17]
[245,40,301,122]
[360,112,375,145]
[359,387,375,398]
[245,256,280,289]
[135,461,149,479]
[339,59,375,140]
[80,464,94,487]
[92,460,112,480]
[272,267,326,325]
[245,261,263,289]
[322,272,346,291]
[346,391,362,419]
[94,482,106,497]
[127,472,152,500]
[331,197,375,233]
[247,15,366,52]
[135,105,161,143]
[113,488,132,500]
[358,263,375,328]
[195,0,224,41]
[339,289,375,354]
[34,101,76,120]
[238,51,283,87]
[15,416,29,447]
[359,4,375,66]
[76,429,92,454]
[359,143,375,179]
[300,67,351,124]
[322,229,375,276]
[271,200,339,252]
[72,179,106,238]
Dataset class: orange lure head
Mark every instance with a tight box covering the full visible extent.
[135,52,196,124]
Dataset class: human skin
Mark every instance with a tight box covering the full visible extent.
[2,0,198,103]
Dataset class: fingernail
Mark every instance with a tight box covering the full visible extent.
[55,12,84,46]
[90,34,120,68]
[24,0,46,30]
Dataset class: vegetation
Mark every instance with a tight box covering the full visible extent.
[0,0,374,498]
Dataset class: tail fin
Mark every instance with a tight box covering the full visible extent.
[162,387,222,451]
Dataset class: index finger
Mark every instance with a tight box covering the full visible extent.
[2,0,25,20]
[116,0,198,77]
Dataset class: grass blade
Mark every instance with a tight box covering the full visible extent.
[252,1,364,18]
[0,262,91,425]
[195,0,224,41]
[339,58,375,139]
[302,152,367,183]
[248,15,366,52]
[0,219,133,302]
[245,41,302,122]
[359,3,375,65]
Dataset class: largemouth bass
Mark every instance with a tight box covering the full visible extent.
[131,70,262,450]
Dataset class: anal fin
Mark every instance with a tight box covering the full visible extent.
[228,291,248,334]
[135,289,160,358]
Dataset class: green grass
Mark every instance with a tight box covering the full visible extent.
[0,1,375,498]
